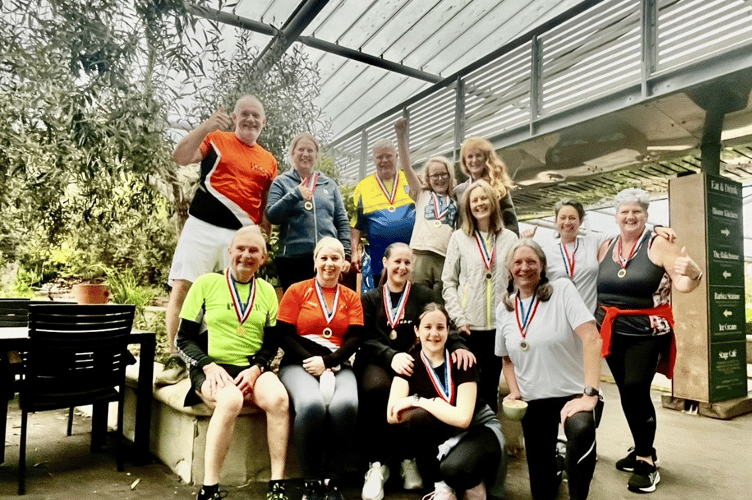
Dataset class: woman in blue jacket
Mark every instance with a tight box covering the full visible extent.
[266,132,352,290]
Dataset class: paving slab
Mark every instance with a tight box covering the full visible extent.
[1,381,751,499]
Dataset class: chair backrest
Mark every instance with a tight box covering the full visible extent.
[24,304,136,406]
[0,298,30,327]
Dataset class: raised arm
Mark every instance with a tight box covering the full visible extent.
[173,106,232,165]
[394,118,421,200]
[651,237,703,293]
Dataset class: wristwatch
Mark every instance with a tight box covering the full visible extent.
[584,386,600,397]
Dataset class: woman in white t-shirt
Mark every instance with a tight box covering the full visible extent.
[395,118,459,296]
[495,239,602,500]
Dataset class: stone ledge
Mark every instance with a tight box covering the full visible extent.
[123,361,298,486]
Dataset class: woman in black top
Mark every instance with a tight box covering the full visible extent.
[356,243,474,500]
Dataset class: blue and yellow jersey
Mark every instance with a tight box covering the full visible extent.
[352,171,416,276]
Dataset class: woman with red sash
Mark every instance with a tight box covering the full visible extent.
[276,237,364,500]
[387,303,505,500]
[595,188,702,494]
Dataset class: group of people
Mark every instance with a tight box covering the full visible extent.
[160,95,704,500]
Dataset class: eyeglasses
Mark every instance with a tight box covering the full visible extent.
[428,173,449,180]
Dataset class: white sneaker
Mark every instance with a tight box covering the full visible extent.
[422,483,456,500]
[400,458,423,490]
[362,462,389,500]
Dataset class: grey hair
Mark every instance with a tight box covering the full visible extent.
[614,188,650,212]
[372,138,396,155]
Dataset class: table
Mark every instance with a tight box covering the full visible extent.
[0,327,155,465]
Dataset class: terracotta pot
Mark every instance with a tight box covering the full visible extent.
[72,283,110,304]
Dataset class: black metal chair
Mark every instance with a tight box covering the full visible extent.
[17,304,135,495]
[0,298,30,327]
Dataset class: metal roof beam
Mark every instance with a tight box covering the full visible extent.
[254,0,332,75]
[184,3,279,37]
[298,36,441,83]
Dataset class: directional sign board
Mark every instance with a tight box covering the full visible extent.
[705,174,746,401]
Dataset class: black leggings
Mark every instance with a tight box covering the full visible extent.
[521,396,598,500]
[606,333,670,457]
[401,408,502,493]
[465,330,502,413]
[357,363,410,465]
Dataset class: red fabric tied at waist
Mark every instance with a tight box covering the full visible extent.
[600,302,676,379]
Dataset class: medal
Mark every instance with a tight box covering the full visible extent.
[303,173,319,211]
[613,229,645,279]
[420,350,455,404]
[226,269,256,333]
[559,239,578,279]
[515,294,540,353]
[474,231,496,279]
[383,282,411,342]
[430,192,451,228]
[375,172,400,211]
[315,279,340,339]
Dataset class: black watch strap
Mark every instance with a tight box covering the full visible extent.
[584,386,600,397]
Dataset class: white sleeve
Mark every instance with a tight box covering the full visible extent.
[559,279,595,330]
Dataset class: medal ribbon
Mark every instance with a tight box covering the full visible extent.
[382,281,411,331]
[559,239,579,279]
[226,269,256,325]
[314,279,340,325]
[515,294,540,340]
[613,228,647,271]
[420,350,455,404]
[375,173,399,205]
[474,231,496,271]
[431,192,451,221]
[306,172,319,196]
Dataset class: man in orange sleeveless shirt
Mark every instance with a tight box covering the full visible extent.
[158,95,278,385]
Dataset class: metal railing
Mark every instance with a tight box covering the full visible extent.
[330,0,752,185]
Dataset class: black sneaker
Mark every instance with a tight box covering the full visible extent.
[302,480,324,500]
[324,483,346,500]
[267,482,289,500]
[627,460,660,493]
[615,447,660,472]
[197,486,227,500]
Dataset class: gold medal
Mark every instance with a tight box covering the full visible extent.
[323,327,333,338]
[433,220,442,228]
[520,340,530,351]
[236,325,246,336]
[617,268,627,278]
[388,205,396,213]
[304,201,313,210]
[390,329,397,340]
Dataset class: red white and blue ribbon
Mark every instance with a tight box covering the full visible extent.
[306,172,320,195]
[474,231,496,272]
[382,281,412,331]
[314,279,340,326]
[515,294,540,339]
[226,268,256,325]
[375,173,399,205]
[559,239,579,279]
[421,350,455,404]
[431,192,451,221]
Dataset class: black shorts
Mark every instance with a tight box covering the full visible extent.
[184,363,250,407]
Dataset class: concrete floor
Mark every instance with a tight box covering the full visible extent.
[1,382,751,500]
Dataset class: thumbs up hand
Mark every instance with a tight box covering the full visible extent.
[205,104,233,132]
[674,246,702,280]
